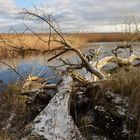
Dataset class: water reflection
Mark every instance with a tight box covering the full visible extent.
[0,42,140,92]
[0,56,58,93]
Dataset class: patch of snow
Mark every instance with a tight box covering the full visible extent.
[115,106,126,116]
[94,106,105,113]
[122,124,129,134]
[92,135,109,140]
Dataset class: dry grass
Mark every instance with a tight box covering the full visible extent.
[0,81,52,139]
[0,32,138,58]
[0,82,27,139]
[70,67,140,139]
[105,67,140,99]
[105,67,140,134]
[77,32,129,42]
[0,33,87,58]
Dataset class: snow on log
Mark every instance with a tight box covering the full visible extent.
[22,72,84,140]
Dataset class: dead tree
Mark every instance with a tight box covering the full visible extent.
[22,71,84,140]
[22,8,105,80]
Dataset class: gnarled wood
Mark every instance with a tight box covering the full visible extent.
[95,55,140,70]
[22,72,84,140]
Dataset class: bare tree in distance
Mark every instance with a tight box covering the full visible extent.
[112,15,140,57]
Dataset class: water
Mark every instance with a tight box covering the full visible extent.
[0,42,140,92]
[0,56,58,92]
[86,42,140,58]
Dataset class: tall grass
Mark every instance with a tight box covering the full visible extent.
[0,33,87,58]
[0,33,138,58]
[105,67,140,134]
[0,82,27,139]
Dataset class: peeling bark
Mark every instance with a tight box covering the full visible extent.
[22,72,84,140]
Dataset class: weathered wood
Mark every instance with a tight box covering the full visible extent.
[95,55,140,71]
[22,72,84,140]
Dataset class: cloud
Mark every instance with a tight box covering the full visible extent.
[0,0,19,18]
[0,0,140,32]
[39,0,140,32]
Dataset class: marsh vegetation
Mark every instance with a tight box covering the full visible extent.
[0,8,140,140]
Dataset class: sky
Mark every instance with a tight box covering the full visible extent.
[0,0,140,33]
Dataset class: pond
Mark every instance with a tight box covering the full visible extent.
[85,42,140,59]
[0,42,140,92]
[0,56,58,93]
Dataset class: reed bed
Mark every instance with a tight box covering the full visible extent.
[104,67,140,134]
[0,33,138,59]
[0,33,87,58]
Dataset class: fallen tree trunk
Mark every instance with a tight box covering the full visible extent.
[22,72,84,140]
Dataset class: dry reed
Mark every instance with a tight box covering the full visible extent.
[104,67,140,134]
[0,33,138,59]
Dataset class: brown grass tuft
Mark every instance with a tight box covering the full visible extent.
[105,67,140,133]
[0,82,27,139]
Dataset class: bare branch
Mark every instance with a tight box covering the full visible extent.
[21,8,105,80]
[59,57,84,69]
[0,60,25,81]
[22,9,67,44]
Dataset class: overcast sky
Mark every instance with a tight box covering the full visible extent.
[0,0,140,33]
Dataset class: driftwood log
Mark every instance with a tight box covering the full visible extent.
[22,72,84,140]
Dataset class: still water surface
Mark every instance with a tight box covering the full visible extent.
[0,42,140,91]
